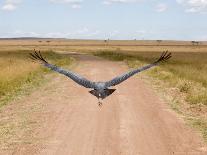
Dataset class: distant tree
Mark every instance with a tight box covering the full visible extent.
[157,40,162,46]
[191,41,199,46]
[46,40,51,46]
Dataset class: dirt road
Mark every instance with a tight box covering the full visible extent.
[1,54,206,155]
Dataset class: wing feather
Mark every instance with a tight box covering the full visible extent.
[105,51,171,87]
[30,50,96,89]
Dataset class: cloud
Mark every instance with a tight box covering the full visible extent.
[14,30,41,37]
[70,28,102,38]
[76,27,89,34]
[2,4,17,11]
[71,4,81,9]
[155,3,168,12]
[176,0,207,13]
[45,32,69,38]
[1,28,102,39]
[86,30,101,37]
[49,0,82,3]
[136,30,146,34]
[49,0,82,9]
[195,35,207,41]
[1,0,22,11]
[103,0,139,5]
[1,30,65,38]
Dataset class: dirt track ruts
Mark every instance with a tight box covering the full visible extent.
[1,53,207,155]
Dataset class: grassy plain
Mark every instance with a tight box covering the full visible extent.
[0,39,207,53]
[0,50,73,107]
[0,39,207,141]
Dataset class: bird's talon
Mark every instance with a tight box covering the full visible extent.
[98,102,102,107]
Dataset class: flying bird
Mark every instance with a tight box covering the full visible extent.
[30,51,171,106]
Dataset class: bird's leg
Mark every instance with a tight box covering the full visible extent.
[98,98,102,107]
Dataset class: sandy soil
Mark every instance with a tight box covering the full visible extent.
[0,54,206,155]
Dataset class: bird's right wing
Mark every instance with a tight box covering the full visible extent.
[30,51,96,89]
[105,51,171,87]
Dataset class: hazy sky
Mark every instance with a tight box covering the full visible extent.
[0,0,207,40]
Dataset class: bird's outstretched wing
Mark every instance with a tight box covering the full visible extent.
[105,51,171,87]
[30,50,96,89]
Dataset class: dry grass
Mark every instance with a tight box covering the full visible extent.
[0,49,73,151]
[0,39,207,53]
[0,50,73,107]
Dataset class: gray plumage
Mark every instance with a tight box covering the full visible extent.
[30,51,171,101]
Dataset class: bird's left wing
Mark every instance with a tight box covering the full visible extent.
[105,51,171,87]
[30,51,96,89]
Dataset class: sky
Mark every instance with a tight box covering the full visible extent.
[0,0,207,41]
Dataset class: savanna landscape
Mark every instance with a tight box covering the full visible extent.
[0,39,206,154]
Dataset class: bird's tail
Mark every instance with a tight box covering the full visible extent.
[89,89,116,99]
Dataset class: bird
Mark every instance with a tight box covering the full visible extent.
[30,50,171,106]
